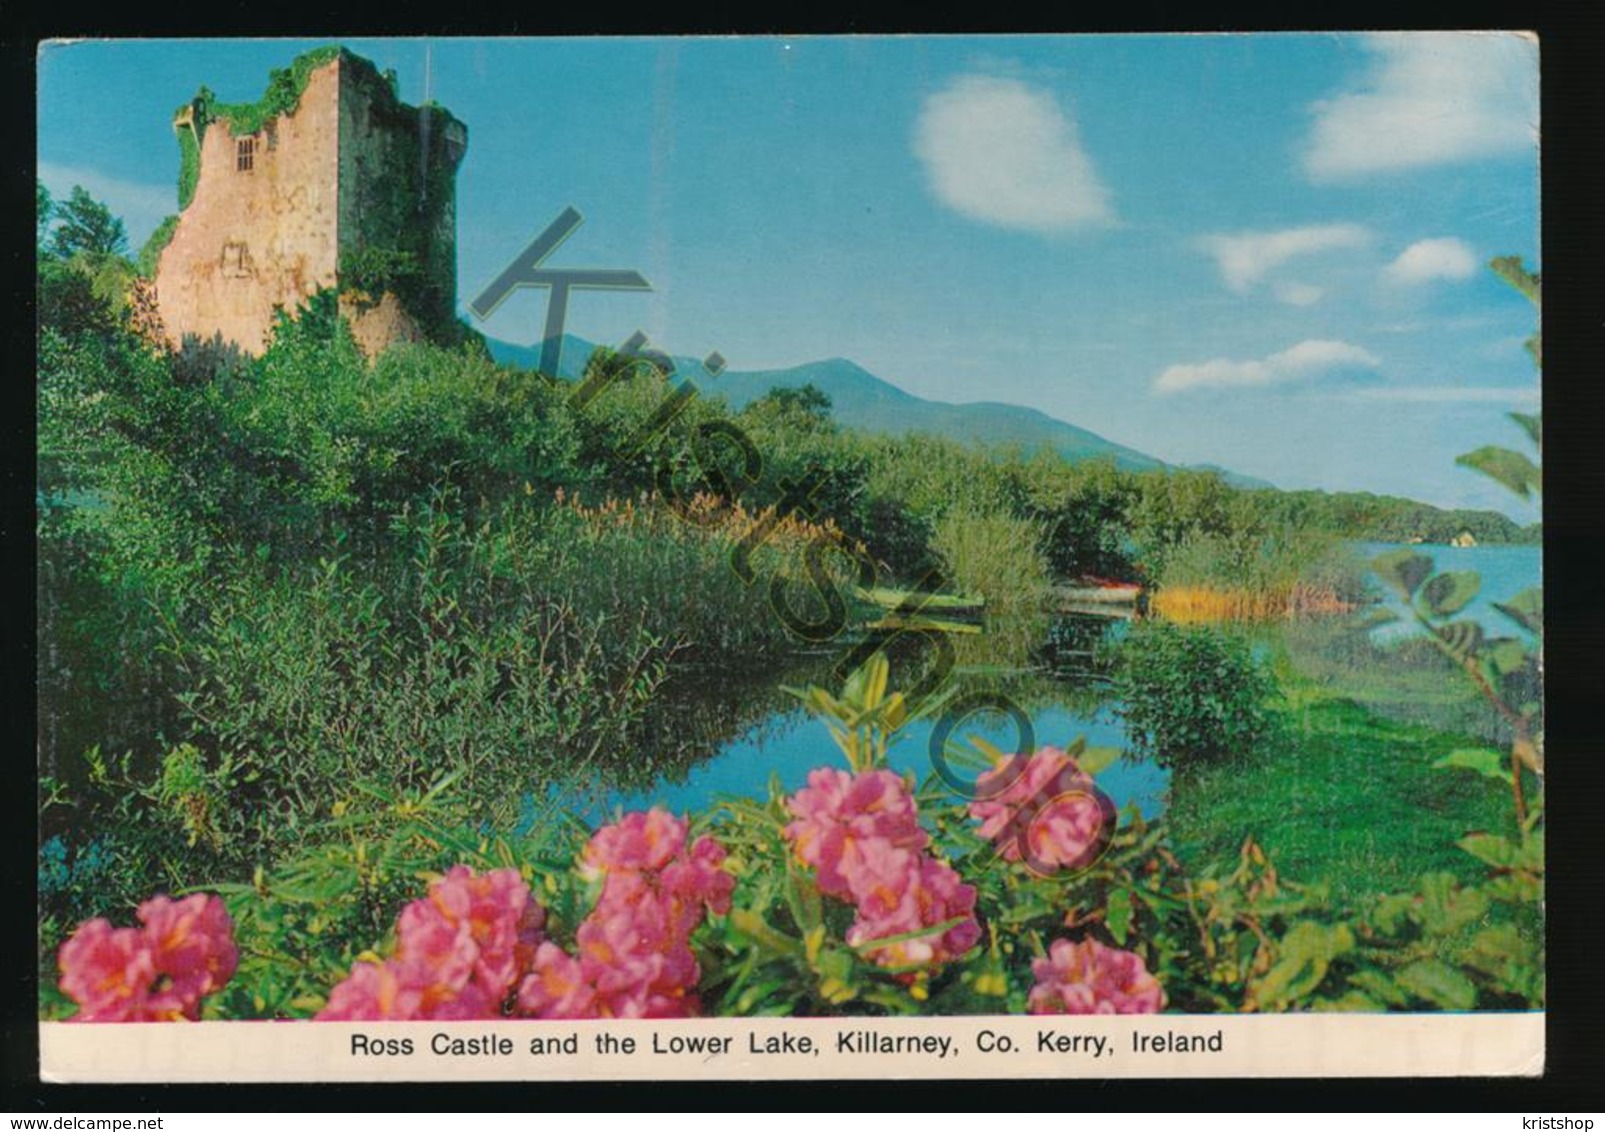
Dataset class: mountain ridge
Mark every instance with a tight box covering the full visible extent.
[481,334,1275,488]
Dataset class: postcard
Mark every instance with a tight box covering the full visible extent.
[35,33,1543,1082]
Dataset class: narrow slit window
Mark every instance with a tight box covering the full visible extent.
[236,137,256,172]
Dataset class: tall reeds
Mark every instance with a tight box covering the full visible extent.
[1149,582,1355,623]
[1149,529,1369,623]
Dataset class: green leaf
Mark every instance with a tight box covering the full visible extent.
[1351,607,1401,632]
[1509,411,1541,450]
[728,910,802,959]
[1489,255,1540,307]
[1313,991,1385,1012]
[1371,549,1433,601]
[1456,446,1541,500]
[1077,745,1121,777]
[850,914,972,954]
[1395,959,1478,1010]
[1105,889,1133,947]
[1369,892,1418,937]
[1484,638,1532,676]
[1252,921,1354,1008]
[1435,620,1484,661]
[1464,924,1544,1004]
[785,861,823,936]
[1493,587,1543,635]
[1348,967,1411,1008]
[1421,571,1480,618]
[1413,873,1490,935]
[1458,832,1543,872]
[1482,871,1543,904]
[999,897,1056,925]
[1433,748,1513,786]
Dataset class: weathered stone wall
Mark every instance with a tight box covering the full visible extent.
[154,61,342,354]
[153,51,465,358]
[337,57,465,344]
[340,291,425,358]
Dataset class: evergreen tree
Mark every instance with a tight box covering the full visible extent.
[48,185,128,260]
[36,180,54,250]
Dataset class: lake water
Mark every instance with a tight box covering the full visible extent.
[1357,541,1542,641]
[577,541,1540,823]
[581,614,1165,823]
[598,698,1166,822]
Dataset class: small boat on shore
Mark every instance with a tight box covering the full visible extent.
[854,585,986,615]
[1053,577,1142,607]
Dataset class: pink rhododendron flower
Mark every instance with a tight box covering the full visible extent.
[580,888,699,1001]
[581,808,688,877]
[137,893,239,1007]
[969,748,1112,871]
[392,900,478,1005]
[58,920,167,1022]
[58,893,238,1022]
[316,960,422,1021]
[515,810,731,1020]
[1027,938,1165,1015]
[515,942,599,1020]
[319,865,546,1022]
[785,766,980,977]
[784,768,928,898]
[845,848,981,970]
[404,865,545,1002]
[657,835,736,932]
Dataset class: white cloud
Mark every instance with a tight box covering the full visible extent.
[913,74,1112,233]
[1385,237,1479,284]
[1304,32,1538,180]
[1273,280,1324,306]
[38,161,175,247]
[1199,224,1371,292]
[1155,338,1379,394]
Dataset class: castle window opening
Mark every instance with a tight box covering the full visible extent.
[236,137,256,172]
[221,241,252,279]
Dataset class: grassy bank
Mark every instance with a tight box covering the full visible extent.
[1163,626,1515,911]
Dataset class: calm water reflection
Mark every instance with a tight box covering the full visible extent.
[554,614,1168,823]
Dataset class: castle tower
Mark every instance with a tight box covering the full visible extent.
[152,47,468,357]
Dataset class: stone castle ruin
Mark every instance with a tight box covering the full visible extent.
[152,47,467,357]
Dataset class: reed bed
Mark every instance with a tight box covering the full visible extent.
[1150,583,1355,623]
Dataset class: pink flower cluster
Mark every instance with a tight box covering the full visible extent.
[968,747,1112,873]
[785,768,980,972]
[58,894,238,1022]
[1027,938,1165,1015]
[517,809,734,1019]
[319,866,545,1020]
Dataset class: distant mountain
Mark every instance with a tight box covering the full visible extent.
[1183,462,1276,490]
[482,334,1272,487]
[713,358,1166,472]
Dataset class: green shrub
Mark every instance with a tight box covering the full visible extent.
[929,507,1051,610]
[1115,620,1273,769]
[158,496,676,868]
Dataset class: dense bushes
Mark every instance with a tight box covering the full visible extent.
[160,499,678,867]
[1113,622,1274,770]
[45,657,1544,1021]
[929,508,1052,611]
[34,220,1545,1020]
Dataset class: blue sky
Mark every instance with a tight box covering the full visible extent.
[37,35,1541,517]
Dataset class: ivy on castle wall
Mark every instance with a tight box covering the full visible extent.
[176,126,203,211]
[162,44,474,350]
[338,54,467,346]
[136,215,180,280]
[171,46,345,211]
